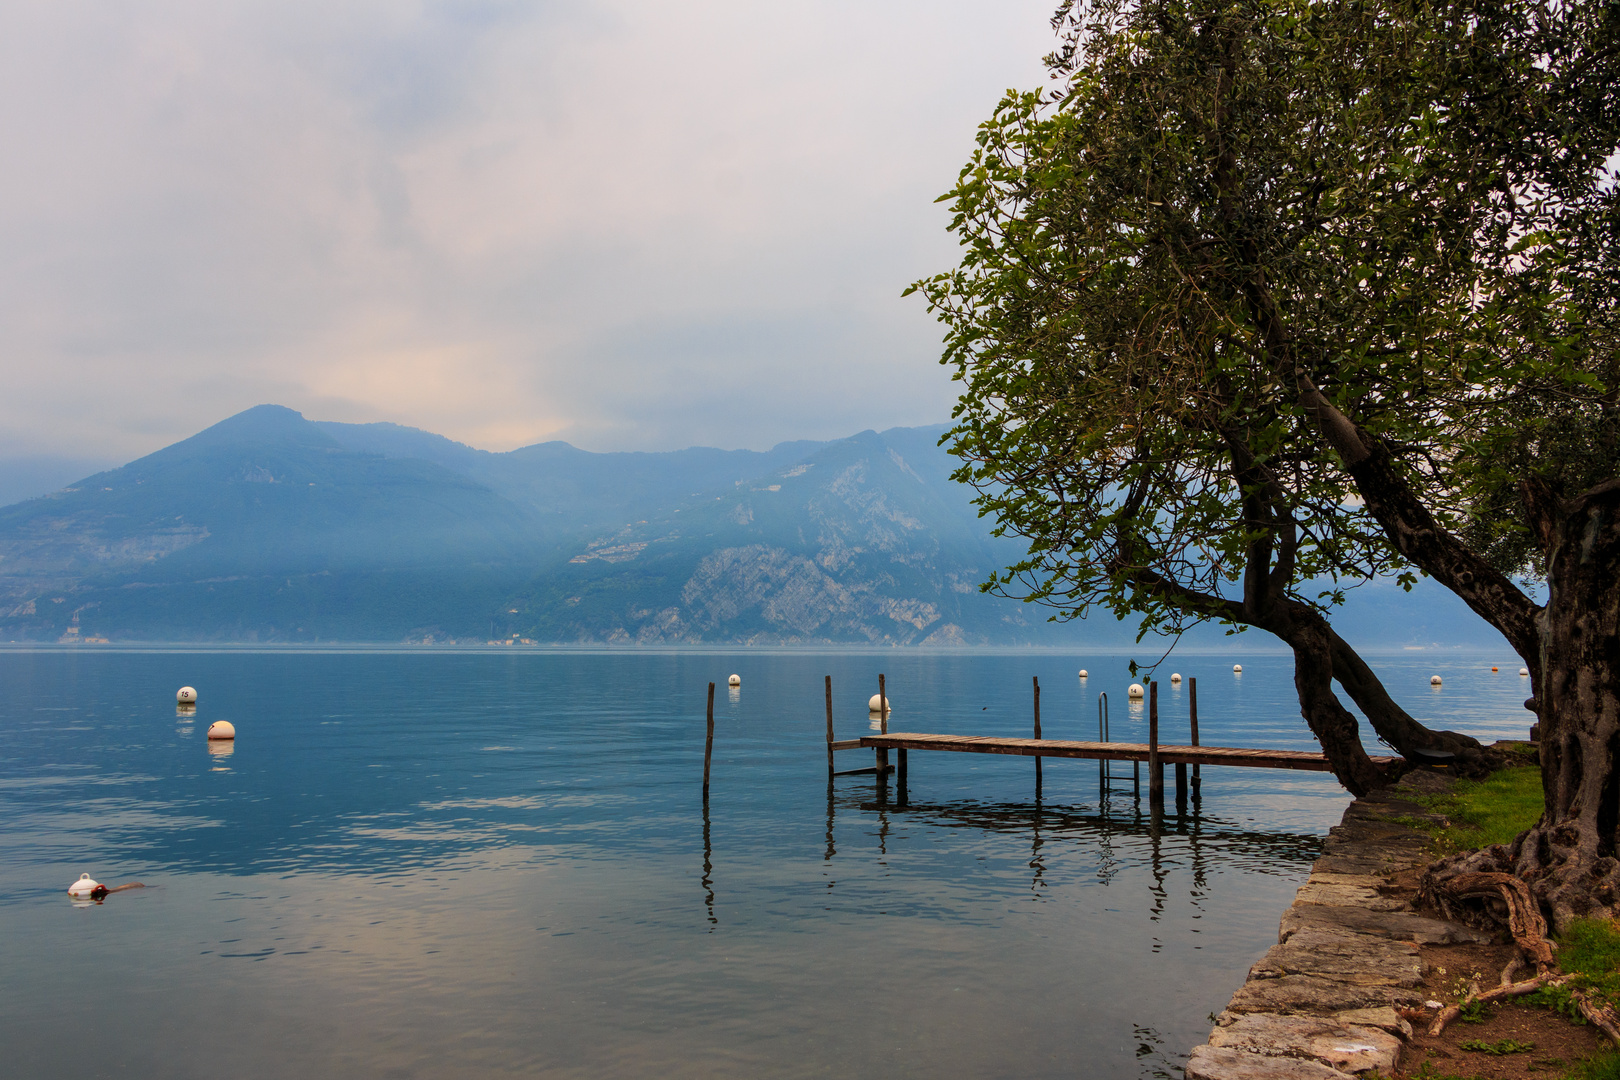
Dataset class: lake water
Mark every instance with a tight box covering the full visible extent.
[0,646,1534,1079]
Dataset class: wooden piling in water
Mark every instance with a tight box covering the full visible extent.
[1148,680,1163,807]
[1175,677,1188,802]
[704,681,715,795]
[1033,675,1043,787]
[1190,677,1201,797]
[875,674,890,778]
[825,675,835,780]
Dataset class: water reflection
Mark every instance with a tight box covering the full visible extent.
[207,740,234,771]
[2,648,1386,1080]
[835,791,1323,874]
[700,793,716,930]
[1030,798,1047,895]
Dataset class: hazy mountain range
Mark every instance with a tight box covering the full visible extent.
[0,405,1515,648]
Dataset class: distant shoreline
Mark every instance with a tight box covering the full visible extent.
[0,640,1501,657]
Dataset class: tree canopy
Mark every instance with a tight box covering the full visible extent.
[914,0,1620,827]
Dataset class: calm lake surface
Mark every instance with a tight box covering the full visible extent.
[0,647,1534,1079]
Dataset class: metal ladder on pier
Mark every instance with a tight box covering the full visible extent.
[1097,691,1139,798]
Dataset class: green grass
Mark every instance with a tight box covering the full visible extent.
[1397,1061,1488,1079]
[1558,919,1620,979]
[1392,1051,1620,1080]
[1459,1037,1535,1055]
[1529,917,1620,1020]
[1403,764,1544,855]
[1567,1051,1620,1080]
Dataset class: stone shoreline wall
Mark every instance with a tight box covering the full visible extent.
[1186,784,1491,1079]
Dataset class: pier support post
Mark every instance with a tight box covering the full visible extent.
[1032,675,1042,789]
[825,675,835,780]
[1175,678,1188,804]
[704,681,715,796]
[875,674,890,781]
[1148,681,1163,809]
[1189,677,1201,799]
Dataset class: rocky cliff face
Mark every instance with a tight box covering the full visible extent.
[506,429,1034,645]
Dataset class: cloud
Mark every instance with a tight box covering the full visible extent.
[0,0,1058,458]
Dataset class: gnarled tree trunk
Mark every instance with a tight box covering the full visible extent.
[1502,481,1620,931]
[1329,629,1496,773]
[1127,564,1396,795]
[1276,608,1389,797]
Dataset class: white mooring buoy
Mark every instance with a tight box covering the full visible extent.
[176,686,197,704]
[867,694,891,714]
[727,674,741,687]
[1430,675,1443,686]
[1520,668,1530,677]
[207,721,235,740]
[68,873,99,898]
[1233,664,1243,673]
[1128,683,1144,699]
[1078,669,1088,678]
[1170,673,1182,683]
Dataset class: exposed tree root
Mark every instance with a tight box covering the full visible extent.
[1574,990,1620,1046]
[1421,827,1620,935]
[1420,868,1574,1038]
[1427,971,1570,1037]
[1421,870,1557,971]
[1416,852,1620,1047]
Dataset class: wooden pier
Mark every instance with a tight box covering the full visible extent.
[854,732,1396,773]
[819,675,1398,806]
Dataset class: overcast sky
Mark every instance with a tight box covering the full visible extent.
[0,0,1059,464]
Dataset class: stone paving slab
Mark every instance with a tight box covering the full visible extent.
[1331,1006,1412,1038]
[1312,853,1428,876]
[1322,831,1431,855]
[1248,938,1426,986]
[1225,972,1428,1015]
[1274,928,1421,959]
[1213,1004,1414,1036]
[1277,903,1491,946]
[1249,927,1423,985]
[1293,882,1411,911]
[1306,872,1389,889]
[1186,1044,1357,1080]
[1208,1013,1403,1075]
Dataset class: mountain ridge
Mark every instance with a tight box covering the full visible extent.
[0,405,1518,650]
[0,405,1046,644]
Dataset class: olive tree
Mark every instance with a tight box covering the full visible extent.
[913,0,1521,792]
[918,0,1620,919]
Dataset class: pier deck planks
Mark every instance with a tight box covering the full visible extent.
[857,732,1397,773]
